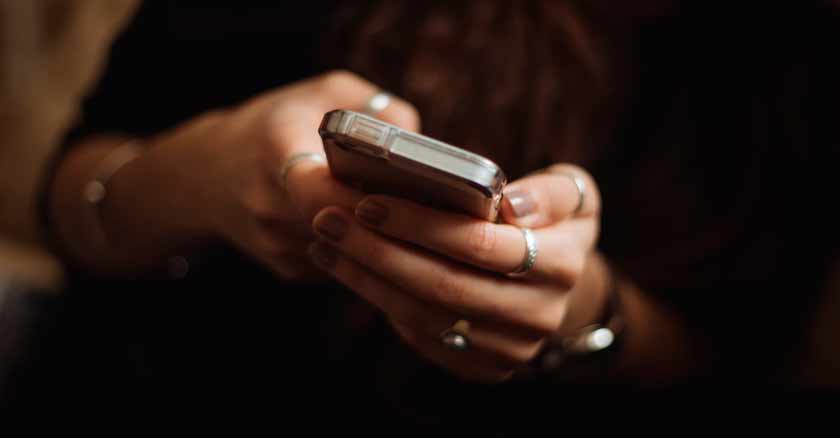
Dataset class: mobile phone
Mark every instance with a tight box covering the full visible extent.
[318,110,507,221]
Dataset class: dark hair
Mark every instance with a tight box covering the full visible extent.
[330,0,634,178]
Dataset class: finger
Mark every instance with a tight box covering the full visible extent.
[300,70,420,131]
[273,71,420,219]
[500,164,601,228]
[230,219,324,281]
[241,70,420,153]
[247,70,420,133]
[285,164,368,221]
[245,104,365,222]
[311,208,568,336]
[307,240,547,366]
[390,321,514,383]
[354,195,592,283]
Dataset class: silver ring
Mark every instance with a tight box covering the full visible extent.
[508,228,538,276]
[440,320,471,351]
[364,91,392,116]
[276,152,326,190]
[554,171,586,214]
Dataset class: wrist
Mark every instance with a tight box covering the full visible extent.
[101,138,216,254]
[555,251,612,336]
[517,251,625,381]
[49,135,216,273]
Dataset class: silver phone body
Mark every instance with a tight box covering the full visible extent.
[319,110,506,221]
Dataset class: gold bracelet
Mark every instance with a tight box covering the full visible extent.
[81,140,144,252]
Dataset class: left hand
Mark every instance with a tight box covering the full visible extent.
[308,164,603,382]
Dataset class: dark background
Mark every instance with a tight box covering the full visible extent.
[3,0,840,426]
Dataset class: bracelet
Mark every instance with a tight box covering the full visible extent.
[523,261,626,381]
[81,140,144,252]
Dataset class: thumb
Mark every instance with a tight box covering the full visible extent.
[499,164,599,228]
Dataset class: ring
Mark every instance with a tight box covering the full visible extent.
[276,152,326,190]
[507,228,538,276]
[440,320,471,351]
[553,171,586,215]
[364,91,392,116]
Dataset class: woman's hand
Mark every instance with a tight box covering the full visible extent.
[65,71,418,277]
[308,164,606,381]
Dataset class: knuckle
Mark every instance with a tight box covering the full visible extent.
[292,170,332,218]
[503,340,546,365]
[544,252,586,289]
[318,69,358,92]
[527,304,566,336]
[568,253,587,284]
[432,269,468,306]
[528,318,557,338]
[263,109,293,152]
[465,221,498,257]
[545,263,576,289]
[359,239,390,269]
[390,101,421,129]
[564,252,587,286]
[548,163,587,178]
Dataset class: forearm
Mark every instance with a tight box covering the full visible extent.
[609,265,701,379]
[558,252,701,380]
[48,135,210,274]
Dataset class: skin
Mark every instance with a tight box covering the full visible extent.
[0,0,138,287]
[309,164,604,381]
[51,70,698,381]
[50,71,419,277]
[308,163,697,381]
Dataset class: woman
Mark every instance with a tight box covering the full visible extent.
[37,0,840,423]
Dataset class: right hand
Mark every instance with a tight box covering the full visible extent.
[137,71,419,279]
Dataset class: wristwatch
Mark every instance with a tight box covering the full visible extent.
[520,264,626,382]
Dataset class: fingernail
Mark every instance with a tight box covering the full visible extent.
[504,189,537,218]
[356,199,389,227]
[308,241,336,270]
[313,212,348,242]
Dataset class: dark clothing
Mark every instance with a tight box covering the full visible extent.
[11,0,839,428]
